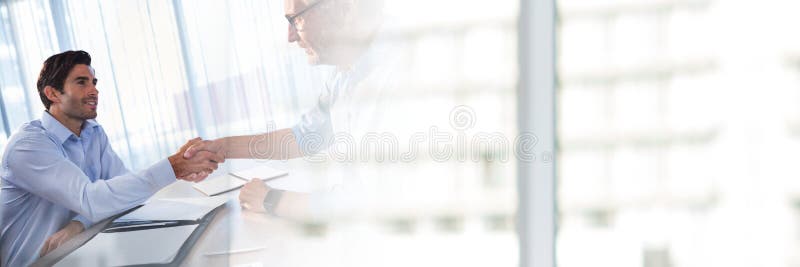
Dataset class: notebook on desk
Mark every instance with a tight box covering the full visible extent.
[192,165,288,196]
[55,204,224,267]
[103,196,229,232]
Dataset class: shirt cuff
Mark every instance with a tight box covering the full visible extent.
[292,124,311,156]
[146,158,177,190]
[292,124,331,156]
[73,214,93,229]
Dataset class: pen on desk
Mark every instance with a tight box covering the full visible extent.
[102,220,199,233]
[203,246,267,256]
[102,222,172,233]
[110,220,165,227]
[229,172,288,182]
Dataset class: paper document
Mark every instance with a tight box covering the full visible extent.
[193,165,288,196]
[192,174,248,196]
[117,196,228,222]
[230,165,288,181]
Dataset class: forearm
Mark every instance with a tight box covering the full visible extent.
[8,143,176,223]
[221,128,304,159]
[72,159,176,221]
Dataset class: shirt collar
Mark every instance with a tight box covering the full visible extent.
[41,111,99,144]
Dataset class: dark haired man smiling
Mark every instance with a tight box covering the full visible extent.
[0,50,223,266]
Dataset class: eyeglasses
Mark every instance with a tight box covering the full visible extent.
[285,0,325,32]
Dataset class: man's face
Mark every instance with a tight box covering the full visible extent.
[286,0,328,64]
[52,64,99,121]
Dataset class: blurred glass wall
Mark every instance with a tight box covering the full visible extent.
[556,0,800,266]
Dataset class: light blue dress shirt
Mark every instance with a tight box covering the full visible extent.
[0,111,176,266]
[291,33,393,156]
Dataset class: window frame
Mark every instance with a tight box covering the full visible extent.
[517,0,557,266]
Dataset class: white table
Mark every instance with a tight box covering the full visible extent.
[34,161,317,267]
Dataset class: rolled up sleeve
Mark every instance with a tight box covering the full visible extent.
[292,103,334,156]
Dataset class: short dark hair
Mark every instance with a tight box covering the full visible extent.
[36,50,92,109]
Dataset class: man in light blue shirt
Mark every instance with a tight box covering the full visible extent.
[0,50,223,266]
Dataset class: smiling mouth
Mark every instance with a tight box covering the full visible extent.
[84,100,98,109]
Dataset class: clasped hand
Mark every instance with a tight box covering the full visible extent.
[169,137,227,182]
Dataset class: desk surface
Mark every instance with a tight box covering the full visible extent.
[34,161,315,267]
[32,161,519,267]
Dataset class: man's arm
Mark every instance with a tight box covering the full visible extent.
[5,137,219,222]
[184,92,336,161]
[184,128,304,160]
[69,136,215,227]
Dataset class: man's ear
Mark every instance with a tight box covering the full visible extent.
[44,86,62,105]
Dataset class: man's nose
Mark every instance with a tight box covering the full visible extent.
[288,24,299,43]
[89,84,99,97]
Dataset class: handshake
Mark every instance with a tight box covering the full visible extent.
[167,137,228,182]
